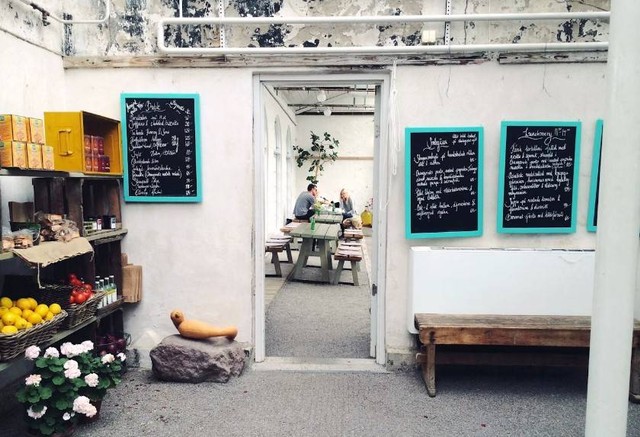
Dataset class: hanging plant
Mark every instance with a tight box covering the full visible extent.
[292,131,340,184]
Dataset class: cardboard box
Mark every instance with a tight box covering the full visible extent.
[0,114,28,142]
[41,145,55,170]
[28,118,45,144]
[26,143,42,169]
[0,141,27,168]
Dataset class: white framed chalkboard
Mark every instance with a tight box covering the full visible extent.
[405,127,483,238]
[497,121,581,234]
[587,119,603,232]
[121,93,202,202]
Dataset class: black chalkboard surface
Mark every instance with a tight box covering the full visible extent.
[405,127,483,238]
[497,121,581,233]
[121,94,201,202]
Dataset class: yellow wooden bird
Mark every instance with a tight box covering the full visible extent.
[170,310,238,341]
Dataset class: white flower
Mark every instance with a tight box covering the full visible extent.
[43,347,59,358]
[25,374,42,386]
[24,346,40,360]
[85,373,99,387]
[117,352,126,362]
[80,340,94,353]
[63,412,72,421]
[63,359,79,370]
[73,396,97,418]
[60,342,85,358]
[101,354,115,364]
[27,405,47,419]
[64,366,81,379]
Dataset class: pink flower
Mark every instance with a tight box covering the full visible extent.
[101,354,115,364]
[64,366,81,379]
[80,340,94,353]
[27,406,47,419]
[24,346,40,360]
[43,347,59,358]
[73,396,97,417]
[25,374,42,386]
[84,373,99,387]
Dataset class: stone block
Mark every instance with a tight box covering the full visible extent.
[150,335,245,383]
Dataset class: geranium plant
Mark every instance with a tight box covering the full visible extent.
[16,341,125,436]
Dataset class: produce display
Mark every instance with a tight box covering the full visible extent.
[0,295,62,335]
[96,333,128,356]
[66,273,96,304]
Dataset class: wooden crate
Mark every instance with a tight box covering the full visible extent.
[44,111,122,175]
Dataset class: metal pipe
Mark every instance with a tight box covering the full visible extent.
[157,11,609,56]
[157,41,607,56]
[14,0,110,25]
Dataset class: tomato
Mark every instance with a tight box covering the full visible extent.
[74,293,88,304]
[82,283,93,293]
[69,294,76,304]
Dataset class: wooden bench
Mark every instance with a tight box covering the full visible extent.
[265,236,293,277]
[414,313,640,399]
[332,242,362,285]
[343,228,364,240]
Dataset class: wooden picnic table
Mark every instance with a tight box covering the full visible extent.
[289,222,341,283]
[314,209,343,224]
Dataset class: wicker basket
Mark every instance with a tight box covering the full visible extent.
[63,292,105,329]
[37,283,74,309]
[0,310,68,361]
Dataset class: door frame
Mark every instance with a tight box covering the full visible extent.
[252,71,390,366]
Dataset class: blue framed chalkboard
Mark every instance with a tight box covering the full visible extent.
[405,126,483,239]
[587,119,603,232]
[497,121,581,234]
[121,93,202,202]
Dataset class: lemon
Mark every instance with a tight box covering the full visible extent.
[27,297,37,310]
[44,312,54,321]
[34,304,49,318]
[0,297,12,308]
[25,322,33,329]
[8,307,22,316]
[49,303,62,315]
[16,298,31,311]
[27,313,43,325]
[1,325,18,335]
[0,307,8,316]
[21,309,33,319]
[14,318,28,330]
[1,312,17,326]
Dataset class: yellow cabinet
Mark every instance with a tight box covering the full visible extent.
[44,111,123,175]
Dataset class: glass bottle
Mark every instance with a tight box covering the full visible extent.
[310,216,316,231]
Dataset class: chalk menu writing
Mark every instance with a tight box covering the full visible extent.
[499,122,580,232]
[121,94,201,202]
[406,128,482,238]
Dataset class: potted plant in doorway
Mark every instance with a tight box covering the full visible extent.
[292,131,340,184]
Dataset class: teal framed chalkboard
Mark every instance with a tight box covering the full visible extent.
[121,93,202,202]
[405,126,483,239]
[587,119,603,232]
[497,121,581,234]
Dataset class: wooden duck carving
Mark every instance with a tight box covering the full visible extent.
[170,310,238,341]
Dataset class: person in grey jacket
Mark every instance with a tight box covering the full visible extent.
[339,188,356,220]
[293,183,318,220]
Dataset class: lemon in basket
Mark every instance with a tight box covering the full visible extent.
[44,312,54,321]
[9,307,22,316]
[27,313,43,325]
[1,325,17,335]
[27,297,37,310]
[14,317,28,330]
[0,297,12,308]
[21,309,33,319]
[0,307,8,316]
[16,298,31,311]
[49,303,62,315]
[34,304,49,318]
[2,312,17,326]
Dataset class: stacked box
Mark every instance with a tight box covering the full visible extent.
[0,141,27,168]
[28,118,45,144]
[26,143,43,169]
[41,145,55,170]
[0,115,28,142]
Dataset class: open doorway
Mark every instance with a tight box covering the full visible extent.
[253,72,390,369]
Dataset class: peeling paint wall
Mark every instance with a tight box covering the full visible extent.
[1,0,610,58]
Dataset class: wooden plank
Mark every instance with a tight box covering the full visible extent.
[415,314,594,330]
[419,327,592,347]
[65,179,83,232]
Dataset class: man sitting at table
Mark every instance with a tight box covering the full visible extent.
[293,183,319,220]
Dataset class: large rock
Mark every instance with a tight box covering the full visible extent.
[150,335,245,383]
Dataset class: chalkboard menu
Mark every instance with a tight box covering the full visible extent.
[587,120,603,232]
[121,93,201,202]
[405,127,483,239]
[497,121,581,233]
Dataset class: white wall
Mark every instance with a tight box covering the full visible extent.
[294,115,374,213]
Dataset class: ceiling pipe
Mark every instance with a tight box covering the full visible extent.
[14,0,110,25]
[157,12,609,56]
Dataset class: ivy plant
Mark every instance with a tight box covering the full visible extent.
[292,131,340,184]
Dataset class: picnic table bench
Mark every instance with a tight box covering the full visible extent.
[414,313,640,400]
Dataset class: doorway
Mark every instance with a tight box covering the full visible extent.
[253,72,390,368]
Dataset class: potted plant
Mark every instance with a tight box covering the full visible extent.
[292,131,340,184]
[16,342,126,436]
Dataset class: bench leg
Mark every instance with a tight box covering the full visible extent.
[350,260,359,286]
[417,344,437,397]
[333,260,345,285]
[271,251,282,277]
[285,243,293,263]
[631,347,640,403]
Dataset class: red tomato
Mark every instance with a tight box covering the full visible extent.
[82,283,93,293]
[69,294,76,304]
[75,293,88,304]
